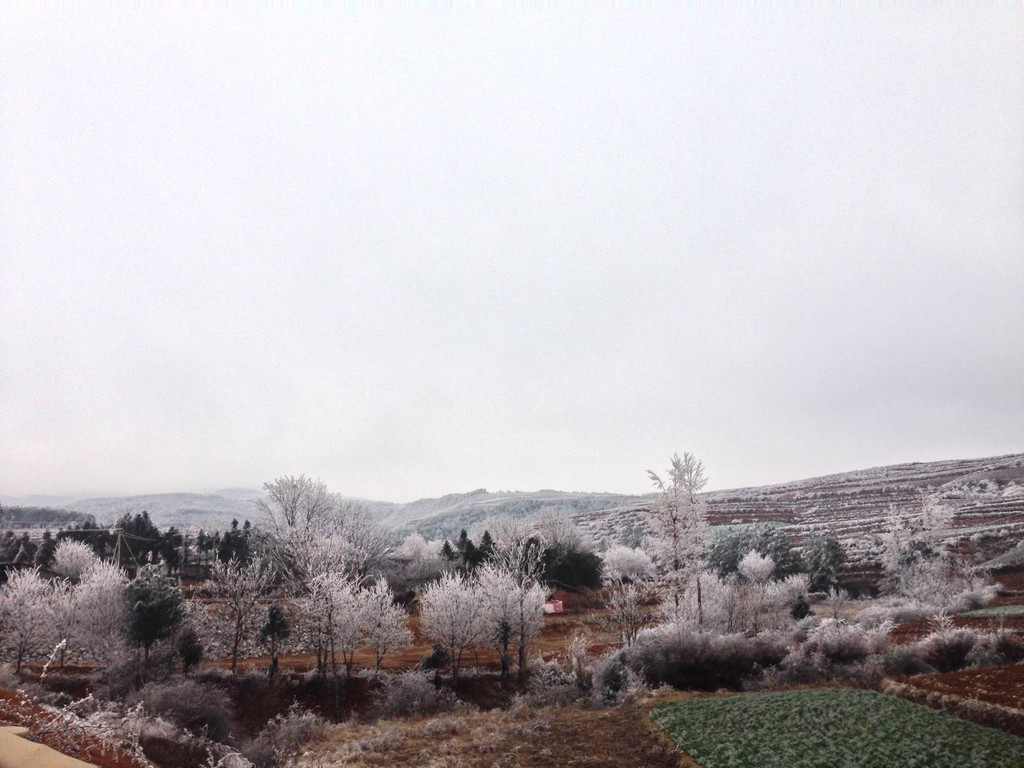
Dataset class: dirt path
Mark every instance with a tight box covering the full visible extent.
[300,691,686,768]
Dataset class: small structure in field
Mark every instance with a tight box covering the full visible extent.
[543,599,564,614]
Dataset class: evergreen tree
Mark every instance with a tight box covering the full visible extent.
[260,604,291,680]
[440,540,457,562]
[34,531,57,569]
[479,530,495,562]
[126,565,185,667]
[176,625,204,672]
[802,535,847,593]
[13,533,35,564]
[160,527,183,572]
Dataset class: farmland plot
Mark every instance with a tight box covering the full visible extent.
[651,688,1024,768]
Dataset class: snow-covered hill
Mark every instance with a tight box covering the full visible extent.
[4,454,1021,564]
[569,453,1024,567]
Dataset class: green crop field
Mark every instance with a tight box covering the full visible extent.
[964,604,1024,617]
[651,688,1024,768]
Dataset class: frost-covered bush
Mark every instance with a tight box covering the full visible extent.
[0,662,18,689]
[891,556,998,612]
[620,625,788,691]
[521,658,581,707]
[801,619,890,664]
[882,644,935,677]
[590,650,646,704]
[919,626,979,673]
[757,619,890,687]
[601,545,656,584]
[373,671,457,719]
[957,628,1024,670]
[857,601,935,628]
[243,704,326,768]
[75,561,129,662]
[51,540,100,580]
[139,678,236,742]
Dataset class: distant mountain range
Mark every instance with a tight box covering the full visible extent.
[0,490,266,531]
[3,454,1022,568]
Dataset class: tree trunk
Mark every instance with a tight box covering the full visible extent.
[697,574,704,630]
[231,622,243,674]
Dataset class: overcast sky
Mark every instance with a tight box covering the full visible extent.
[2,7,1022,502]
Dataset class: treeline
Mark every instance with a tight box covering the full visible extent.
[434,525,603,591]
[0,505,93,528]
[0,511,254,577]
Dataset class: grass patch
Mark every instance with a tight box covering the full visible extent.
[981,546,1024,569]
[963,604,1024,618]
[651,688,1024,768]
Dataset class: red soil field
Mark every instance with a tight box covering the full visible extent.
[899,663,1024,710]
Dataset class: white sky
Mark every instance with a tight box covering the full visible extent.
[2,6,1022,501]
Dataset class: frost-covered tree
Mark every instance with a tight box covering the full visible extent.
[646,452,709,626]
[738,551,774,633]
[697,571,744,632]
[707,525,803,580]
[604,581,652,646]
[258,475,390,581]
[921,496,954,551]
[389,533,446,590]
[303,571,365,679]
[511,576,547,681]
[601,545,656,585]
[258,475,337,581]
[0,567,52,672]
[738,550,774,583]
[335,500,393,579]
[802,534,847,593]
[477,564,517,677]
[49,579,77,667]
[880,504,912,578]
[419,571,484,682]
[204,556,275,674]
[477,562,546,680]
[75,561,128,662]
[487,516,545,587]
[332,581,367,678]
[360,581,412,672]
[51,540,99,581]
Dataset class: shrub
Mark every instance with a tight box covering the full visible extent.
[790,594,812,620]
[882,644,935,677]
[373,671,457,719]
[176,627,204,673]
[590,650,645,704]
[756,620,889,688]
[139,678,236,742]
[419,642,451,671]
[801,619,889,665]
[0,662,19,689]
[103,650,145,698]
[243,704,326,768]
[993,629,1024,663]
[919,628,979,673]
[521,659,581,707]
[857,601,934,627]
[620,626,788,691]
